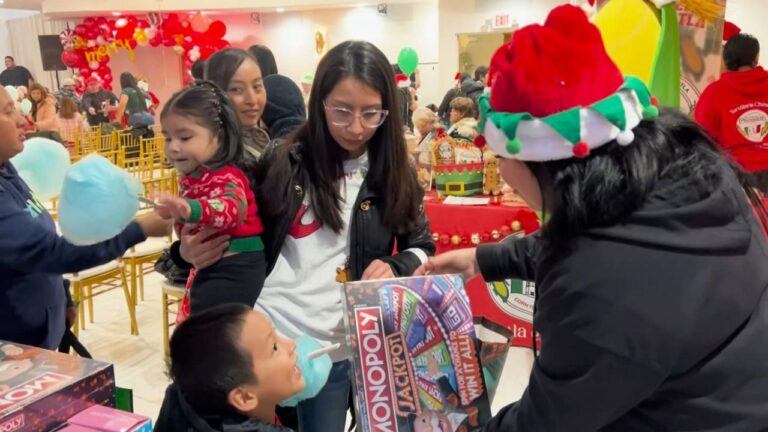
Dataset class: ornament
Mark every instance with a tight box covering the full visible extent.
[470,233,481,245]
[491,230,500,240]
[474,135,486,148]
[500,226,511,237]
[450,235,461,246]
[511,220,522,231]
[439,234,450,245]
[431,232,440,242]
[481,233,490,242]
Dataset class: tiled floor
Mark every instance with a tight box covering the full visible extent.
[76,271,534,425]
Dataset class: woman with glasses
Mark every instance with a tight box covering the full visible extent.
[174,40,435,431]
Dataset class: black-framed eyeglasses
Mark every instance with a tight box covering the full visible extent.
[323,102,389,128]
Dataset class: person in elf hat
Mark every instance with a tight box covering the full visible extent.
[417,5,768,431]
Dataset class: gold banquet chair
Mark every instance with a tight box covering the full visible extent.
[161,280,186,362]
[67,258,139,336]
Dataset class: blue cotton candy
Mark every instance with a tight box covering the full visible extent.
[10,137,70,201]
[280,335,333,407]
[58,154,141,245]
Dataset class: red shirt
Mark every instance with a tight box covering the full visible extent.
[695,67,768,173]
[177,165,263,253]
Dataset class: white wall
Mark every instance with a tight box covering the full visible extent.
[437,0,569,94]
[221,2,441,105]
[725,0,768,65]
[0,9,39,61]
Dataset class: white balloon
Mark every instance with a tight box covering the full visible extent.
[3,85,19,101]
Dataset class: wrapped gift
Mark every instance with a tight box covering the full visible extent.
[434,162,484,196]
[67,405,152,432]
[0,341,115,432]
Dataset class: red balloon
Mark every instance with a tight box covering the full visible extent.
[129,39,138,49]
[61,51,81,68]
[149,37,160,47]
[83,17,96,27]
[96,17,108,26]
[79,67,90,76]
[104,83,112,91]
[103,73,112,83]
[127,16,137,25]
[74,24,88,36]
[86,29,97,40]
[207,21,226,40]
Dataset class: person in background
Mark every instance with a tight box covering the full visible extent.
[301,73,314,107]
[447,96,478,141]
[155,304,303,431]
[176,41,435,431]
[27,83,57,132]
[420,6,768,430]
[248,45,278,78]
[695,33,768,193]
[191,60,206,81]
[205,49,270,157]
[56,96,87,151]
[54,77,81,111]
[412,106,438,149]
[80,76,118,127]
[262,74,306,140]
[0,86,171,350]
[461,65,487,108]
[437,72,470,125]
[115,72,152,128]
[0,56,33,88]
[136,76,160,116]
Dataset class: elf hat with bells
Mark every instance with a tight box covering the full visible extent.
[477,4,659,162]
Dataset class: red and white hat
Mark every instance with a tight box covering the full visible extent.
[395,73,410,89]
[478,5,659,161]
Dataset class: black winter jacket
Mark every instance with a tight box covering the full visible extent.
[257,142,435,279]
[155,384,292,432]
[477,165,768,431]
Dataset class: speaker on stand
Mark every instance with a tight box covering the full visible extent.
[38,35,68,90]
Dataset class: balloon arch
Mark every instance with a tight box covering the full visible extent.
[59,12,229,93]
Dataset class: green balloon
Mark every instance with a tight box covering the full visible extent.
[397,47,419,76]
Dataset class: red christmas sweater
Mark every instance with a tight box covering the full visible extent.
[178,165,264,253]
[695,67,768,173]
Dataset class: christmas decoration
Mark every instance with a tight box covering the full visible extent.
[429,219,526,250]
[478,5,657,162]
[59,13,230,90]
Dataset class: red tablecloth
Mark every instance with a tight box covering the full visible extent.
[424,197,539,348]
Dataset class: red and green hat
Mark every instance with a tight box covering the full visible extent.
[478,5,659,161]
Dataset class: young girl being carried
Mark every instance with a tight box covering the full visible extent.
[156,81,265,317]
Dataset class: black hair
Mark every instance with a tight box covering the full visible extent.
[426,104,438,113]
[261,40,422,234]
[459,72,471,83]
[474,66,489,81]
[119,72,139,92]
[191,60,206,80]
[168,304,255,417]
[161,80,254,178]
[531,109,768,257]
[204,48,261,94]
[248,45,278,77]
[723,33,760,71]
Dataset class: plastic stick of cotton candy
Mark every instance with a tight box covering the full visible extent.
[308,343,341,360]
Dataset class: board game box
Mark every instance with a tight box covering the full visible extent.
[0,340,115,432]
[343,275,492,432]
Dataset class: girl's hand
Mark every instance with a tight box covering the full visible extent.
[362,259,395,280]
[180,226,230,270]
[156,195,191,220]
[414,248,480,280]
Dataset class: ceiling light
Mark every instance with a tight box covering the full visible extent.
[277,8,285,12]
[112,12,121,16]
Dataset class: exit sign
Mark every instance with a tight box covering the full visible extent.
[493,14,511,29]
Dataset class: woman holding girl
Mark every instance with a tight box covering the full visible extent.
[174,40,435,431]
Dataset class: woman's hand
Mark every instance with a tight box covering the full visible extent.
[135,211,173,238]
[414,248,480,280]
[179,226,230,270]
[362,259,395,280]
